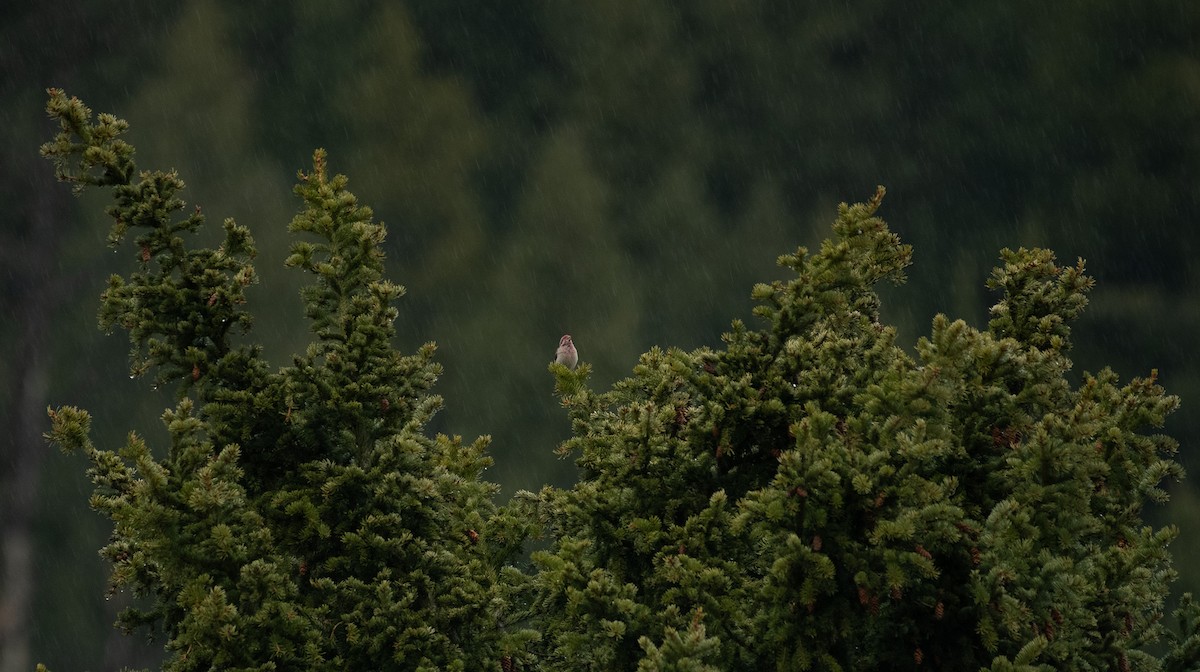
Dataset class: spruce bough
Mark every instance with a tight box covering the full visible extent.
[41,90,1200,670]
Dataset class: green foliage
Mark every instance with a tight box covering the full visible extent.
[42,88,259,392]
[40,89,1200,671]
[41,90,530,671]
[531,187,1199,670]
[636,609,721,672]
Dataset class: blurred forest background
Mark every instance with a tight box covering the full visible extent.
[2,1,1198,669]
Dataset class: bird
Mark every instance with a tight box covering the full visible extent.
[555,334,578,370]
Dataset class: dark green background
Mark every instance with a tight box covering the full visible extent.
[3,1,1197,669]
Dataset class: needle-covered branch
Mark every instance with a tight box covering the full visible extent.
[41,88,260,396]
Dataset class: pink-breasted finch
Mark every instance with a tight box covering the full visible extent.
[555,334,578,370]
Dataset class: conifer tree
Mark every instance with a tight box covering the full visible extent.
[39,90,531,671]
[535,187,1200,670]
[38,89,1200,672]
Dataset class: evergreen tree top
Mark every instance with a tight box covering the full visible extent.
[39,89,1200,671]
[535,186,1196,670]
[41,89,531,671]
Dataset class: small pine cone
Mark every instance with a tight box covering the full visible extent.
[501,655,515,672]
[858,586,869,606]
[915,544,932,560]
[970,547,981,565]
[914,647,924,665]
[811,535,822,552]
[934,601,944,620]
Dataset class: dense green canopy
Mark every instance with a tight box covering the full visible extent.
[3,2,1198,669]
[35,91,1200,670]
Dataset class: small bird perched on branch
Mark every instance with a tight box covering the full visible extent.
[555,334,578,370]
